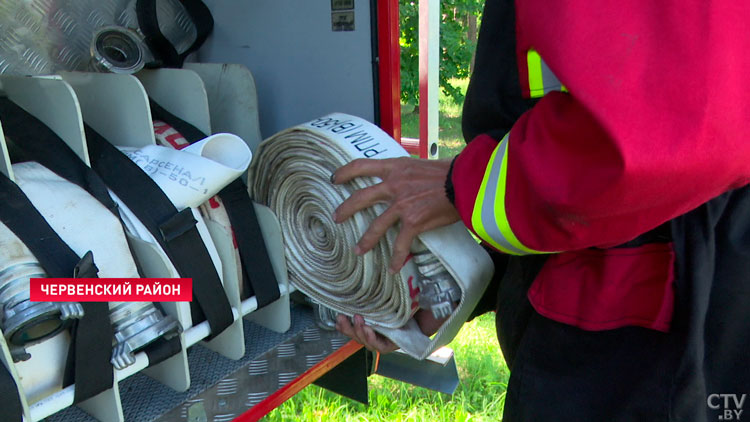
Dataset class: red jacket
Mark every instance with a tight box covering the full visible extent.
[451,1,750,333]
[451,2,750,420]
[453,0,750,254]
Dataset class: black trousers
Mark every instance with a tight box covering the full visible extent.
[491,186,750,422]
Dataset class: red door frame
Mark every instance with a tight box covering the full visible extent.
[378,0,433,158]
[377,0,403,145]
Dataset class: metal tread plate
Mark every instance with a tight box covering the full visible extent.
[45,306,351,422]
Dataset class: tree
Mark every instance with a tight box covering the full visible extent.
[399,0,483,109]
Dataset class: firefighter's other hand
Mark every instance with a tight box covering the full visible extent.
[335,314,398,354]
[336,310,449,354]
[332,157,460,273]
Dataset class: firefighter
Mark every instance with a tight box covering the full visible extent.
[334,0,750,420]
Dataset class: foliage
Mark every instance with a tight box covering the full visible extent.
[399,0,483,107]
[402,78,470,156]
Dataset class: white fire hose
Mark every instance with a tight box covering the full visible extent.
[113,133,253,281]
[249,113,494,359]
[3,131,251,371]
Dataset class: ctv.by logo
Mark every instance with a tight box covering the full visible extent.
[708,394,746,420]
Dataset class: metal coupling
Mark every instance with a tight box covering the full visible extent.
[293,293,340,331]
[0,260,84,362]
[412,246,462,321]
[110,301,181,370]
[314,301,341,331]
[90,26,146,74]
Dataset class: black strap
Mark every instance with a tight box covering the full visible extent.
[144,336,183,367]
[0,171,113,404]
[0,173,92,280]
[149,99,281,306]
[0,100,149,280]
[84,125,233,336]
[149,99,207,143]
[0,96,230,336]
[0,99,184,388]
[0,363,23,422]
[136,0,214,68]
[219,180,281,306]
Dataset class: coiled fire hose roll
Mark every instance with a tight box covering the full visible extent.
[249,113,494,359]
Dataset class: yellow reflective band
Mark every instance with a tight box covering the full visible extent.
[493,142,542,255]
[471,145,515,255]
[527,49,545,98]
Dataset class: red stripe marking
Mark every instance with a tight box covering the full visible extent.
[408,275,420,310]
[153,120,171,135]
[165,133,189,149]
[407,275,419,299]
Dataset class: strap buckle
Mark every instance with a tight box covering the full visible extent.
[158,208,198,243]
[73,250,99,278]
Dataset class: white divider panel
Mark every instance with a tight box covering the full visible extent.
[60,72,192,392]
[184,63,263,152]
[243,203,291,333]
[204,221,245,360]
[136,68,245,360]
[0,328,31,421]
[0,75,89,164]
[58,72,156,148]
[182,63,290,333]
[125,239,191,392]
[0,123,27,419]
[76,383,124,422]
[126,237,193,336]
[0,75,123,422]
[0,120,14,180]
[15,333,69,403]
[29,381,124,422]
[136,68,212,136]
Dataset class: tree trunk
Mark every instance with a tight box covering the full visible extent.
[468,13,478,73]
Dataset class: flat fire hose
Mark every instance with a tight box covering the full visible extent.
[0,98,183,376]
[249,113,494,359]
[148,99,281,307]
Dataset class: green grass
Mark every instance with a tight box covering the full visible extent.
[402,78,470,159]
[265,313,508,422]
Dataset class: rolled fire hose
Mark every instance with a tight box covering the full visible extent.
[249,113,494,359]
[10,162,181,369]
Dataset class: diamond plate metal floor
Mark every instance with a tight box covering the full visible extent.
[44,305,349,422]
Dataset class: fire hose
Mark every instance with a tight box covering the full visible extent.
[249,113,494,359]
[11,162,182,370]
[0,98,186,373]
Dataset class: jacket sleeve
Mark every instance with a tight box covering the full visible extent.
[451,90,750,255]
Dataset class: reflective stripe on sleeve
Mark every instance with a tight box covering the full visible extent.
[527,49,567,98]
[470,133,548,255]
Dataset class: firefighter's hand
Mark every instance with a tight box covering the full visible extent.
[335,314,398,354]
[332,157,460,273]
[336,309,449,354]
